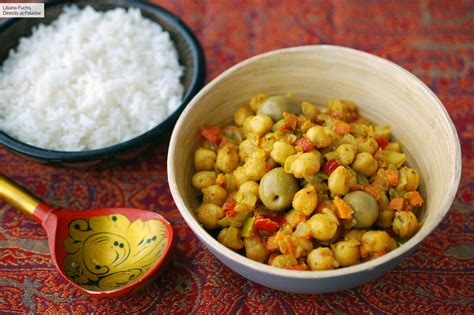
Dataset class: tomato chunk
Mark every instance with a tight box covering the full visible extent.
[323,159,341,176]
[376,137,390,150]
[222,199,237,216]
[200,126,221,143]
[255,218,280,233]
[294,138,313,152]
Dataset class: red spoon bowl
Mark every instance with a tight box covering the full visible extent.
[0,174,174,297]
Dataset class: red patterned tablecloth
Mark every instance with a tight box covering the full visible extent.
[1,0,473,313]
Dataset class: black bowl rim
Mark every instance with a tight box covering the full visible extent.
[0,0,206,163]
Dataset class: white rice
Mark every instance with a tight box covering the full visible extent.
[0,5,183,151]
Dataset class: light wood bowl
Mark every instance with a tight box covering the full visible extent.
[167,45,461,293]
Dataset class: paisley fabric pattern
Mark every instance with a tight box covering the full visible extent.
[0,0,473,313]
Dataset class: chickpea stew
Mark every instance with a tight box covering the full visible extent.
[191,93,423,271]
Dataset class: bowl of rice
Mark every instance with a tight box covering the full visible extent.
[0,0,205,168]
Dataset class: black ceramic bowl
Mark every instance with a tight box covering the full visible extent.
[0,0,205,168]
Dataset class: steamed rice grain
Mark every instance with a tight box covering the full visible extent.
[0,5,183,151]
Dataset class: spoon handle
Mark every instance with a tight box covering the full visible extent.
[0,174,50,223]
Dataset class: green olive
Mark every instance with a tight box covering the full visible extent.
[257,96,301,121]
[259,167,299,211]
[343,191,379,229]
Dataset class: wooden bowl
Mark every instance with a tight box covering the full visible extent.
[167,45,461,293]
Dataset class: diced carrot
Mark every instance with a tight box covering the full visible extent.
[389,198,405,211]
[285,236,296,254]
[364,185,384,200]
[386,169,399,187]
[407,191,424,207]
[335,121,351,135]
[283,112,298,130]
[333,197,353,219]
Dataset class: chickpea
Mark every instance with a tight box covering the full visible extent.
[376,209,395,228]
[218,227,244,250]
[306,126,333,148]
[243,150,268,181]
[238,181,259,197]
[392,211,419,239]
[239,139,258,161]
[249,93,269,111]
[361,230,396,257]
[344,229,366,242]
[293,237,313,258]
[286,151,321,178]
[245,114,273,136]
[351,152,379,177]
[271,254,298,269]
[378,194,390,211]
[336,144,356,166]
[327,166,356,196]
[357,137,379,155]
[292,185,318,216]
[285,209,307,228]
[202,185,228,206]
[244,235,268,263]
[374,124,391,139]
[308,210,339,241]
[331,240,360,267]
[234,105,253,126]
[233,166,249,187]
[271,141,296,165]
[192,171,216,190]
[260,132,278,153]
[194,147,217,171]
[307,247,340,270]
[397,167,420,191]
[294,221,312,239]
[196,203,224,229]
[385,142,400,152]
[301,101,320,121]
[216,143,239,173]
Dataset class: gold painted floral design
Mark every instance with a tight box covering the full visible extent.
[63,214,168,291]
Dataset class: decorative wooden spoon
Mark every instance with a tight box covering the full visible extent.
[0,174,174,297]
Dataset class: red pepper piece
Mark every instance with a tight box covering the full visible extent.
[376,137,390,150]
[222,199,237,216]
[273,215,287,226]
[200,126,221,143]
[278,123,293,132]
[255,218,279,233]
[323,159,341,176]
[294,138,313,152]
